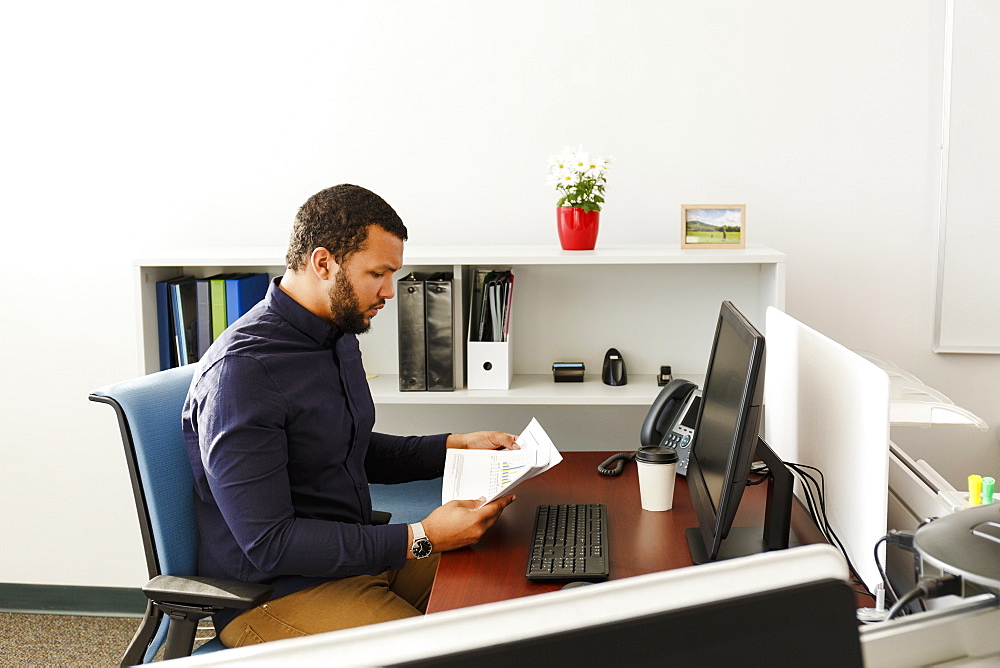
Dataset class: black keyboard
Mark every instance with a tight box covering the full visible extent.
[526,503,609,581]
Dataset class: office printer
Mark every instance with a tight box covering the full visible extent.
[861,501,1000,665]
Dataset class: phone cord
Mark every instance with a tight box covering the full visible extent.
[598,451,636,477]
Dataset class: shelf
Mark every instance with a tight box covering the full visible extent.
[854,350,988,429]
[367,374,705,406]
[133,247,287,267]
[133,244,783,433]
[396,244,785,266]
[133,244,786,268]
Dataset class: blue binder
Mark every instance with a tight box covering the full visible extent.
[225,273,269,326]
[155,276,184,369]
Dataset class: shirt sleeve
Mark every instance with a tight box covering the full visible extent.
[193,355,408,578]
[365,432,448,484]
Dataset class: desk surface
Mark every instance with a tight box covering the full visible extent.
[427,451,828,613]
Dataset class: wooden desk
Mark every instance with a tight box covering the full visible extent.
[427,451,828,613]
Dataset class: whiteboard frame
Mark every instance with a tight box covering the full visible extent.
[933,0,1000,354]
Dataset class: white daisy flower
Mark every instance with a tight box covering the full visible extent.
[546,146,611,212]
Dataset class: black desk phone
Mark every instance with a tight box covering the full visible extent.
[598,379,702,477]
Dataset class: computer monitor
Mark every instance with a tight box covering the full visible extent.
[685,301,794,563]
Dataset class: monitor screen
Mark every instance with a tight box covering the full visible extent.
[685,301,783,563]
[695,303,762,515]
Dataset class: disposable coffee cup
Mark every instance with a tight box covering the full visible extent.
[636,445,679,511]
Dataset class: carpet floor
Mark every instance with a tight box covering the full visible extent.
[0,612,216,666]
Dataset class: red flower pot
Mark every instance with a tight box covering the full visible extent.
[557,206,600,250]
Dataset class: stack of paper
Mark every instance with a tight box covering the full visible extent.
[442,418,562,505]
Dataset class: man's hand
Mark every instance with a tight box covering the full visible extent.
[446,431,520,450]
[415,495,517,554]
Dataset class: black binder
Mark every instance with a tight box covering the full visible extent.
[425,273,454,391]
[396,272,455,392]
[397,274,426,391]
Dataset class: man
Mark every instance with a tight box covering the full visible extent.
[182,184,517,647]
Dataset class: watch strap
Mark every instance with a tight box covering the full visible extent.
[410,522,427,541]
[409,522,433,559]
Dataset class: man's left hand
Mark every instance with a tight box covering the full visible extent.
[446,431,520,450]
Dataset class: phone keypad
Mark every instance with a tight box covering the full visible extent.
[664,431,692,449]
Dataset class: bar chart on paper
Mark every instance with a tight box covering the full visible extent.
[499,460,528,487]
[441,418,563,504]
[442,450,536,504]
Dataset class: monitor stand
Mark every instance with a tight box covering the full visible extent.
[687,438,798,564]
[687,527,801,564]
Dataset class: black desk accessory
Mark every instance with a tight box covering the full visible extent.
[602,348,627,386]
[552,362,585,382]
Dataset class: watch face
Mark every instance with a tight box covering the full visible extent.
[411,536,433,559]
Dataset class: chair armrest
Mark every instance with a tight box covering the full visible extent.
[372,510,393,525]
[143,575,272,611]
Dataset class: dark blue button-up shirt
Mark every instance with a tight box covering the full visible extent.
[182,277,446,631]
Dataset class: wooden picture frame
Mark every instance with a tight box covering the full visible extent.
[681,205,746,249]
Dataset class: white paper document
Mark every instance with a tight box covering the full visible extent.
[441,417,562,505]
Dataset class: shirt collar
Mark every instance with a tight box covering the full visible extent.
[265,276,344,348]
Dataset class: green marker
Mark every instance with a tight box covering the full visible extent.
[983,476,996,505]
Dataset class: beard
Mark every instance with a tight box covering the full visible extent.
[329,275,381,334]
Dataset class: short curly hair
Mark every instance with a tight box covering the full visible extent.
[285,184,408,270]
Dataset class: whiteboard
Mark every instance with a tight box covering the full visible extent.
[934,0,1000,353]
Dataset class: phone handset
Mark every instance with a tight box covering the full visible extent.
[639,379,698,447]
[598,378,699,477]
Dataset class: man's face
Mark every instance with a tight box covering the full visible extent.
[328,225,402,334]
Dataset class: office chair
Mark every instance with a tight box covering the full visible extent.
[91,365,272,664]
[91,365,442,663]
[369,478,442,526]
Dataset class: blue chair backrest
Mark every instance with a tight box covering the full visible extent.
[92,364,199,578]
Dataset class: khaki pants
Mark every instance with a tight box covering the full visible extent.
[219,554,440,648]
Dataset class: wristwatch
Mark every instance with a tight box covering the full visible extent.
[409,522,433,559]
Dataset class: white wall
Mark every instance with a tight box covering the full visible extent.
[2,0,996,589]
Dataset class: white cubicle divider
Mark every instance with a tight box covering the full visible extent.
[764,307,891,593]
[167,545,851,666]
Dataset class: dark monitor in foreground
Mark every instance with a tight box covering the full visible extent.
[686,301,794,563]
[416,578,860,667]
[198,544,861,666]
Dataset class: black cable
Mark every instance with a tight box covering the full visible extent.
[789,466,824,535]
[786,464,817,519]
[885,586,924,620]
[792,464,844,556]
[786,464,821,523]
[784,461,872,599]
[787,465,829,541]
[788,464,829,533]
[873,535,898,605]
[801,469,851,565]
[597,451,635,477]
[886,575,963,620]
[744,458,873,599]
[887,530,929,611]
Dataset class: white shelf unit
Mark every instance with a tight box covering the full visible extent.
[133,244,786,409]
